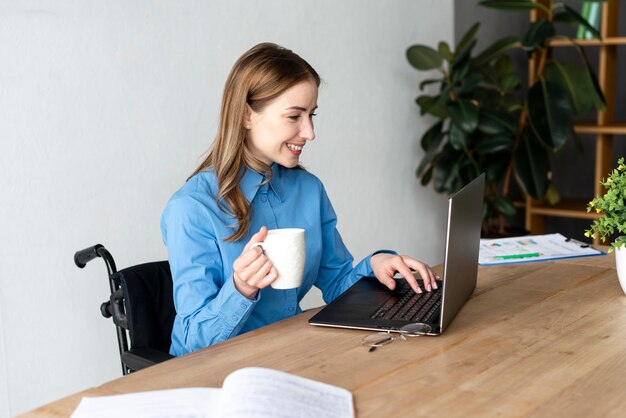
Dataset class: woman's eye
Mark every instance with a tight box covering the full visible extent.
[310,113,317,118]
[288,115,300,121]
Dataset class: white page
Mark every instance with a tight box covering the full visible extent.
[479,233,603,265]
[218,367,354,418]
[71,387,221,418]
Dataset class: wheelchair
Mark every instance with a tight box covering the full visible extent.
[74,244,175,375]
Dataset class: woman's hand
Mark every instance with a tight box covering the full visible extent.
[233,226,279,299]
[370,253,439,294]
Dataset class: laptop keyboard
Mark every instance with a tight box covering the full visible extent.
[370,282,442,323]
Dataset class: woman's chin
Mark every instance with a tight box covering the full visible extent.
[278,157,300,168]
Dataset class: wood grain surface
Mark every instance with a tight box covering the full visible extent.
[22,253,626,417]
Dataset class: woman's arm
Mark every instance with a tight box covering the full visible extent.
[314,185,437,301]
[162,197,258,354]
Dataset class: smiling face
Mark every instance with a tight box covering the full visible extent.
[245,80,318,168]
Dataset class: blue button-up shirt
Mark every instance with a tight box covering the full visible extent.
[161,164,390,356]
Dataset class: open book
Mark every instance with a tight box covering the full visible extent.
[71,367,354,418]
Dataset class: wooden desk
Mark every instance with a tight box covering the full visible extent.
[24,254,626,417]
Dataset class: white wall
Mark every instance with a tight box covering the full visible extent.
[0,1,453,415]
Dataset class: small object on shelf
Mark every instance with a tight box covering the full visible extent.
[577,1,601,40]
[576,1,592,39]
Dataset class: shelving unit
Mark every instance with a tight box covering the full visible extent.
[525,1,623,244]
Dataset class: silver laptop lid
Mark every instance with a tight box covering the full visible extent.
[439,173,485,332]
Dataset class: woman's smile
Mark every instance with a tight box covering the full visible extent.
[286,143,304,154]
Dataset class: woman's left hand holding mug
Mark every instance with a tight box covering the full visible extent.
[233,226,279,299]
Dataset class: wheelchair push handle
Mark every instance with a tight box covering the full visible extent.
[74,244,104,268]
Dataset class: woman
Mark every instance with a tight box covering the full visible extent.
[161,42,437,356]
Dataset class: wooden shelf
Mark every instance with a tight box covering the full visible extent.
[549,37,626,47]
[527,198,601,220]
[574,123,626,135]
[525,1,619,246]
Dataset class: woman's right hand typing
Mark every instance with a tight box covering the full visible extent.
[233,226,279,299]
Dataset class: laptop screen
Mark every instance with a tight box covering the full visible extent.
[439,173,484,332]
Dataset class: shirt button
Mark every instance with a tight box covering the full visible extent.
[231,315,239,322]
[240,303,247,309]
[260,196,267,202]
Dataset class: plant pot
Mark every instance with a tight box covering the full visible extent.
[613,246,626,295]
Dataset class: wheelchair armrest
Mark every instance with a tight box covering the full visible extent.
[121,347,175,372]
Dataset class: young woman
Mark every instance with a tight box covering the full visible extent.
[161,43,437,356]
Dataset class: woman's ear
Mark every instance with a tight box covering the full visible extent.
[243,104,253,130]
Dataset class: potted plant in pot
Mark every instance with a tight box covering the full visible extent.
[406,0,607,236]
[585,158,626,295]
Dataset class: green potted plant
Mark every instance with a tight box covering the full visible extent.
[585,157,626,294]
[406,0,606,236]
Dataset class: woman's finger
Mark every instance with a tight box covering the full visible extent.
[377,269,396,291]
[246,258,273,287]
[233,246,263,272]
[256,266,279,289]
[392,258,423,294]
[403,257,437,290]
[245,226,268,251]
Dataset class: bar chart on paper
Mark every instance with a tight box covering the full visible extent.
[479,233,603,265]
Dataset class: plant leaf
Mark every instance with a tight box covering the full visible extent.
[416,95,448,118]
[499,73,520,92]
[417,146,440,177]
[502,93,523,112]
[522,19,555,50]
[448,100,479,133]
[471,86,501,108]
[438,41,453,62]
[485,152,510,182]
[574,44,607,111]
[492,196,517,217]
[460,73,484,94]
[448,122,468,150]
[451,60,471,84]
[452,39,477,72]
[456,22,480,55]
[420,121,444,151]
[479,0,542,13]
[527,79,573,151]
[432,147,468,194]
[419,78,443,90]
[472,36,520,68]
[407,45,443,70]
[477,110,516,135]
[420,165,434,185]
[474,135,513,154]
[552,11,577,24]
[544,61,597,116]
[561,4,602,40]
[514,130,550,198]
[493,55,513,77]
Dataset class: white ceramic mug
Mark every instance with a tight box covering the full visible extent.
[250,228,306,289]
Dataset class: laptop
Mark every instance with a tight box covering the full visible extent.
[308,173,485,336]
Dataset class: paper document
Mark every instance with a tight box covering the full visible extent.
[71,367,353,418]
[479,233,603,265]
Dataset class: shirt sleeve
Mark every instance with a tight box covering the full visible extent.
[162,196,257,354]
[314,185,396,304]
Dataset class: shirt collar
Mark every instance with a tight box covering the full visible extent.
[239,164,284,203]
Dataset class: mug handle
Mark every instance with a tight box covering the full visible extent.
[249,242,265,254]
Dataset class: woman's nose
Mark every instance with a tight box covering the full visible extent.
[300,118,315,141]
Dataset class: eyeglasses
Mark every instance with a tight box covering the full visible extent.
[361,323,432,352]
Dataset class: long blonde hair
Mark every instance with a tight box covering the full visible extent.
[190,43,320,242]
